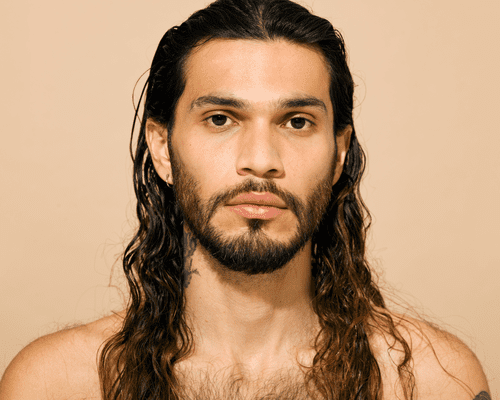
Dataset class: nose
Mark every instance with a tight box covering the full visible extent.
[235,122,285,179]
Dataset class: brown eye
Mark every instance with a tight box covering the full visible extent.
[287,117,313,130]
[290,118,306,129]
[210,115,228,126]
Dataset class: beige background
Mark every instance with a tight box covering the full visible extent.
[1,0,498,395]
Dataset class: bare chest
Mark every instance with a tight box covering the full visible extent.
[177,371,315,400]
[70,365,400,400]
[174,361,402,400]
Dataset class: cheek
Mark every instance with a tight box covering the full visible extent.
[289,141,336,192]
[175,136,234,195]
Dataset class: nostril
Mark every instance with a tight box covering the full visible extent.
[237,167,285,179]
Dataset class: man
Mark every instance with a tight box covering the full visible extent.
[0,0,491,399]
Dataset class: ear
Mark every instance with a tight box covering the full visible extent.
[145,119,173,185]
[332,125,353,185]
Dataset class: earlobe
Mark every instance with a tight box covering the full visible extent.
[145,119,173,184]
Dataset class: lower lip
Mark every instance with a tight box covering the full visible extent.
[228,204,286,220]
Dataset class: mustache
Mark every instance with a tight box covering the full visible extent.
[205,179,302,219]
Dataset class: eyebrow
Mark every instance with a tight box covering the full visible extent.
[190,96,248,111]
[277,97,327,112]
[189,95,327,113]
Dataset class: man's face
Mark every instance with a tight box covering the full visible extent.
[158,39,349,274]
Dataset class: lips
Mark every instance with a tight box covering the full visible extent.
[225,192,287,220]
[226,191,287,209]
[228,204,285,219]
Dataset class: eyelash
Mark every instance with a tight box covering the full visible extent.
[284,117,314,130]
[205,114,233,128]
[204,114,314,130]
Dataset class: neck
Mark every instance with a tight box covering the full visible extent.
[182,228,319,373]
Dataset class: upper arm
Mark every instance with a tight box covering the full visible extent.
[409,321,490,400]
[0,335,63,400]
[0,327,101,400]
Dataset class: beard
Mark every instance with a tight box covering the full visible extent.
[169,149,335,276]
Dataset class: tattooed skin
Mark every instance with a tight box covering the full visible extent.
[473,392,491,400]
[183,229,200,288]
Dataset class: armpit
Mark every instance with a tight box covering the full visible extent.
[473,391,491,400]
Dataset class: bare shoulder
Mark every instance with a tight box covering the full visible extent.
[402,316,490,399]
[0,312,124,400]
[372,311,491,400]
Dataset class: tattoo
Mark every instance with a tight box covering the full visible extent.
[183,229,200,288]
[473,392,491,400]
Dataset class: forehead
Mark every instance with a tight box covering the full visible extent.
[179,38,332,115]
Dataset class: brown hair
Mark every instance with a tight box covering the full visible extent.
[99,0,415,398]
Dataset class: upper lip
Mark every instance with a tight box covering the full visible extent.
[226,192,287,209]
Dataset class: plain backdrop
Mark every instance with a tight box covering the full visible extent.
[1,0,498,396]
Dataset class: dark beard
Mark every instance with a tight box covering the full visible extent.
[170,149,334,275]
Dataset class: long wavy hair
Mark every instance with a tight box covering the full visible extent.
[99,0,415,398]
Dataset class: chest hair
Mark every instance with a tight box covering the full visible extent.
[176,367,320,400]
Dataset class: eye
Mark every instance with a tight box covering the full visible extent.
[206,114,232,127]
[285,117,313,130]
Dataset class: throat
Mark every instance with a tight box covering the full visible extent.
[183,240,318,360]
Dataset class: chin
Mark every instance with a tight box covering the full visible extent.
[194,220,310,275]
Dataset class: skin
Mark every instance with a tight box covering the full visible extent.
[0,38,491,400]
[147,38,349,378]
